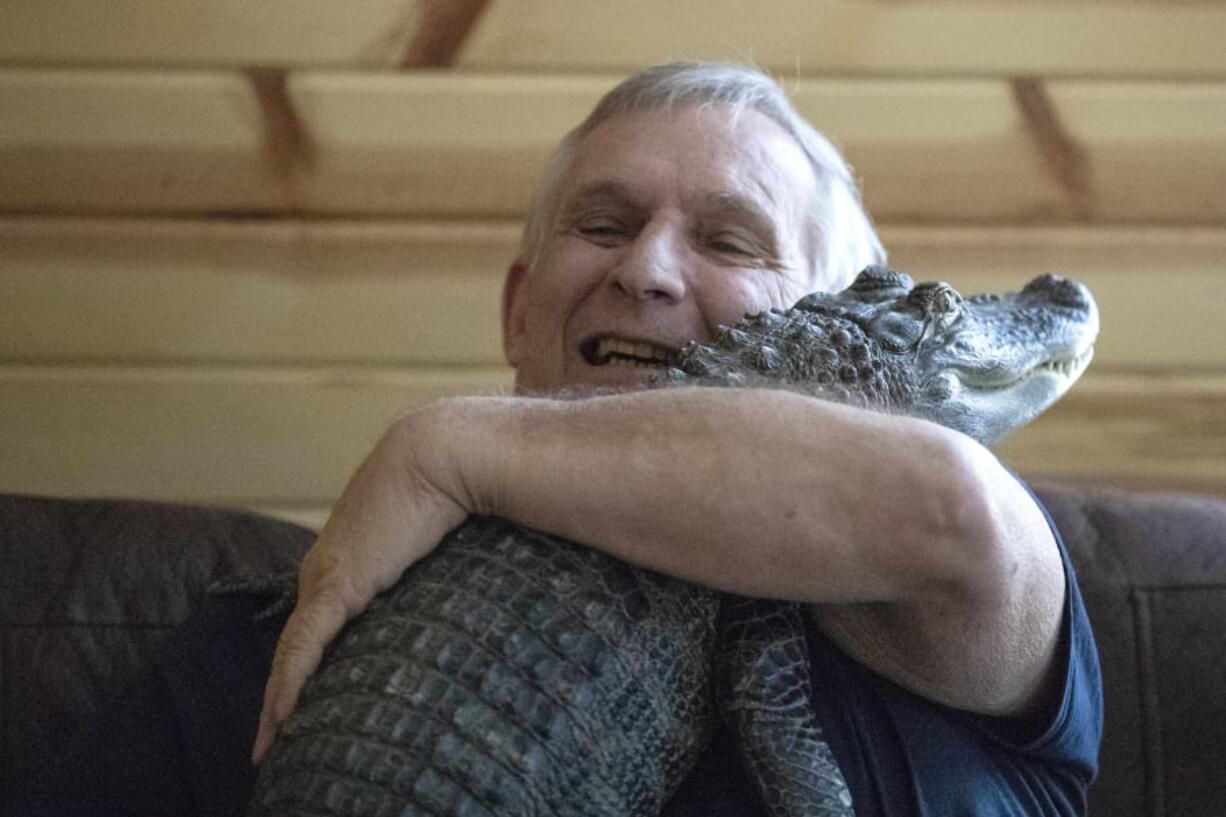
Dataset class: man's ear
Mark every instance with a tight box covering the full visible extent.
[501,260,530,368]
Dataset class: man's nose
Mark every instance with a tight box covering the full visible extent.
[612,222,688,302]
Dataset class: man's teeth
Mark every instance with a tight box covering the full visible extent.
[595,338,675,367]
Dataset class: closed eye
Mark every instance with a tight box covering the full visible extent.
[698,229,764,259]
[575,220,633,246]
[709,238,751,255]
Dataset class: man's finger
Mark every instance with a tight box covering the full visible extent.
[252,694,278,765]
[251,588,351,764]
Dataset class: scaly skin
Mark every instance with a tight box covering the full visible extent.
[249,267,1099,817]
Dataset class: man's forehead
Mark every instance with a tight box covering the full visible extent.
[562,107,814,213]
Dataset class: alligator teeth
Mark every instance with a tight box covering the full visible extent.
[1036,347,1093,378]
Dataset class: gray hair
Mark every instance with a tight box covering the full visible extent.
[518,61,886,292]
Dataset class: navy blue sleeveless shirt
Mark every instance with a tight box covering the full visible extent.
[665,482,1103,816]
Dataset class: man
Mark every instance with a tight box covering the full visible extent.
[257,63,1101,814]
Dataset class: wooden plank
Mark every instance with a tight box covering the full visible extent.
[3,0,1226,78]
[463,0,1226,79]
[0,70,272,213]
[0,365,513,505]
[0,69,608,217]
[996,373,1226,498]
[5,70,1226,224]
[1,367,1221,506]
[0,0,417,68]
[0,217,516,366]
[2,217,1222,370]
[1051,80,1226,224]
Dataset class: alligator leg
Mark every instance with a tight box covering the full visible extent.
[716,597,855,817]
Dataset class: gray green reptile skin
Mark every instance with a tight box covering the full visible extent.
[249,267,1099,817]
[252,522,719,817]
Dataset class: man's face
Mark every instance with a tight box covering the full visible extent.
[503,104,823,392]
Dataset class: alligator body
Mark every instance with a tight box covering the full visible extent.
[249,267,1098,817]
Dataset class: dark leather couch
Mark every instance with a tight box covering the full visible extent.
[2,484,1225,815]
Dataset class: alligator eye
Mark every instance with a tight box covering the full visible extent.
[932,284,964,320]
[908,282,964,323]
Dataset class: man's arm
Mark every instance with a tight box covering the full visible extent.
[255,386,1063,759]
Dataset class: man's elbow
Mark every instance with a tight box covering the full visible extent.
[921,429,1034,604]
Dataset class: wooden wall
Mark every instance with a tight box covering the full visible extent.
[2,1,1224,528]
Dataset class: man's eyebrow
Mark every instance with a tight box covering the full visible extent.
[698,192,779,240]
[561,181,641,214]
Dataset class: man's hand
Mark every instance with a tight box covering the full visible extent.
[252,409,469,764]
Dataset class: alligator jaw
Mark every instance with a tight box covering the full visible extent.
[964,345,1096,392]
[948,344,1095,445]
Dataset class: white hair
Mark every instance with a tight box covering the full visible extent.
[518,61,886,292]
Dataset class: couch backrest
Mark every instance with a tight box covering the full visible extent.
[1036,485,1226,817]
[0,494,314,797]
[3,487,1225,815]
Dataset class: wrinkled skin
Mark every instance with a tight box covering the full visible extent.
[669,266,1098,446]
[248,267,1098,817]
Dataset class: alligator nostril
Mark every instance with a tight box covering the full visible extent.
[1023,273,1064,291]
[1023,274,1090,309]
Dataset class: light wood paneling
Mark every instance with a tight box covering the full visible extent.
[1,368,1222,506]
[3,0,1226,78]
[0,365,513,506]
[4,70,1226,225]
[3,217,1222,371]
[0,70,606,216]
[0,0,418,68]
[0,217,514,365]
[465,1,1226,79]
[997,373,1226,496]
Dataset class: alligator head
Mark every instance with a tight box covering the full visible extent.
[665,266,1099,445]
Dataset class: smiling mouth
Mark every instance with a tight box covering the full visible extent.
[580,337,681,368]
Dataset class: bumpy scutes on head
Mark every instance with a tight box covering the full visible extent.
[662,266,1099,445]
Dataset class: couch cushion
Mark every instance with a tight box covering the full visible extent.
[1035,484,1226,817]
[0,494,314,795]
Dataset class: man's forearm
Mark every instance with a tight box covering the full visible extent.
[404,387,1002,605]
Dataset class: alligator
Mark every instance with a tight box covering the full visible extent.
[241,267,1099,817]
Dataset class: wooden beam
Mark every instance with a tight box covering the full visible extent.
[1012,78,1094,221]
[246,67,317,190]
[400,0,493,68]
[4,70,1226,224]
